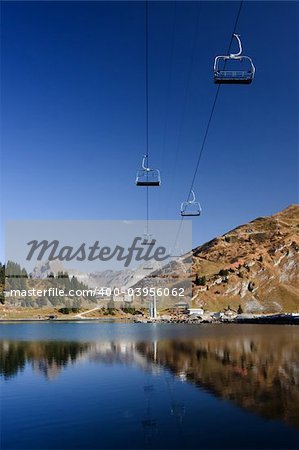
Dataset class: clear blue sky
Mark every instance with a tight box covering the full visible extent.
[1,1,298,262]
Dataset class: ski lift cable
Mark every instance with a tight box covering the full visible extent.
[172,1,244,252]
[145,0,149,235]
[156,1,177,215]
[136,1,160,243]
[143,1,161,232]
[186,0,244,203]
[160,2,201,218]
[145,0,149,163]
[161,1,177,161]
[171,3,202,191]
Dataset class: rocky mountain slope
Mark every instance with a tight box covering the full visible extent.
[191,205,299,313]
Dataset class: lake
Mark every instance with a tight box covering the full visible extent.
[1,323,299,449]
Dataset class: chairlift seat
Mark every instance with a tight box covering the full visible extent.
[181,202,201,217]
[136,169,161,186]
[214,70,253,84]
[142,240,155,245]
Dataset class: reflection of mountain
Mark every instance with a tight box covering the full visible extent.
[136,331,299,429]
[0,341,90,380]
[1,330,299,430]
[0,340,158,380]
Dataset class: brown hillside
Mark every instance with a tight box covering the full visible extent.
[192,205,299,313]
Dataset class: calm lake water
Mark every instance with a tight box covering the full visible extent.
[1,323,299,450]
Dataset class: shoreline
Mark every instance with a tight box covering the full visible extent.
[1,314,299,325]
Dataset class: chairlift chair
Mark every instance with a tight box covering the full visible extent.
[181,190,202,217]
[214,34,255,84]
[141,232,156,246]
[171,402,186,423]
[136,155,161,186]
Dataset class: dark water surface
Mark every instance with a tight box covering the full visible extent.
[1,323,299,449]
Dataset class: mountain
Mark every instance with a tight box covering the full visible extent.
[6,205,299,313]
[29,260,163,290]
[192,205,299,313]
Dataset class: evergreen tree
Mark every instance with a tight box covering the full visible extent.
[0,263,5,284]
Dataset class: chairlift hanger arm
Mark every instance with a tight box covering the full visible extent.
[230,33,243,58]
[182,189,196,206]
[190,190,196,203]
[142,155,148,170]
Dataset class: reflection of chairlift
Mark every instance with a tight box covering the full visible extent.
[142,383,157,442]
[141,418,157,444]
[214,34,255,84]
[166,376,186,425]
[142,418,157,427]
[181,190,201,217]
[144,384,154,392]
[171,402,186,422]
[142,419,157,428]
[136,155,161,186]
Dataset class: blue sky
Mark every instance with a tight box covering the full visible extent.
[1,0,298,261]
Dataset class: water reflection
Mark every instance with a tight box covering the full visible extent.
[0,340,157,380]
[0,341,89,379]
[1,328,299,429]
[136,333,299,429]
